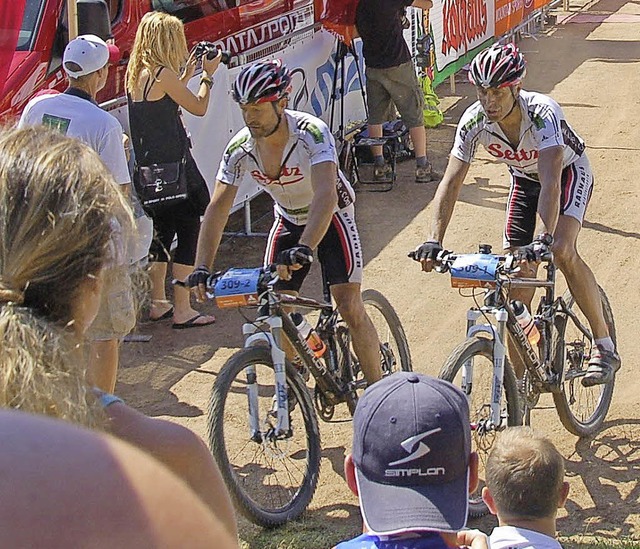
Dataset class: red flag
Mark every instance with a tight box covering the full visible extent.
[0,0,27,97]
[320,0,360,46]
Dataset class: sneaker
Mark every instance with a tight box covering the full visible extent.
[581,345,621,387]
[373,164,393,182]
[415,163,433,183]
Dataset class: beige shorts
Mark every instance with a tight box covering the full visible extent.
[365,61,424,128]
[87,265,136,341]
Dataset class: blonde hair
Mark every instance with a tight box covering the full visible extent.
[0,126,135,428]
[486,426,565,520]
[125,12,189,95]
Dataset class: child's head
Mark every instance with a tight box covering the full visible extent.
[484,426,567,521]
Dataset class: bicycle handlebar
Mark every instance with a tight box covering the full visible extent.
[172,264,278,293]
[408,246,552,275]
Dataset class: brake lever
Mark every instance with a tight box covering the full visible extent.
[434,249,452,273]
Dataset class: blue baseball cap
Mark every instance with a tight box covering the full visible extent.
[352,372,471,535]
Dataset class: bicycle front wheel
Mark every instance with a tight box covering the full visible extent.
[439,336,522,518]
[208,347,321,527]
[552,286,616,437]
[362,289,412,375]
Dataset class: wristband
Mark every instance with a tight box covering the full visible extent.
[200,76,213,89]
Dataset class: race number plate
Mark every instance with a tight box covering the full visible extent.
[214,268,261,308]
[450,254,499,289]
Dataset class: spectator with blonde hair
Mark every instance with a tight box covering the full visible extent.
[0,126,237,541]
[483,426,569,549]
[126,11,221,328]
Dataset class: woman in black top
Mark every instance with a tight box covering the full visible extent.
[126,11,221,328]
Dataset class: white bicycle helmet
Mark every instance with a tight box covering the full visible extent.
[468,43,527,89]
[232,59,292,104]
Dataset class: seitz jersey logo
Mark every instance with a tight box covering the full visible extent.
[250,166,304,186]
[487,143,538,162]
[385,428,446,477]
[441,0,488,55]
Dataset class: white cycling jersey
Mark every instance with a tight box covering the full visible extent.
[217,109,355,225]
[451,90,586,181]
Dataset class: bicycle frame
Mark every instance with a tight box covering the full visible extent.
[460,257,563,429]
[240,277,345,439]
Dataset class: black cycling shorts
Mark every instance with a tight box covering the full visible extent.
[264,206,363,292]
[504,154,593,248]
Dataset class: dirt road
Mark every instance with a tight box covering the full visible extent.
[119,0,640,545]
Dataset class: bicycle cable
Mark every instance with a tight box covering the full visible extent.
[236,288,276,345]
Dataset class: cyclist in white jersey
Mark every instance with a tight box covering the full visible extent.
[413,43,620,387]
[187,60,382,384]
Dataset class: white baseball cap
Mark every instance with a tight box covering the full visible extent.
[63,34,120,78]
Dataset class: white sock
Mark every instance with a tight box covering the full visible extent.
[595,337,615,352]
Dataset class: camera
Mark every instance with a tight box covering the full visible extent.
[193,41,231,65]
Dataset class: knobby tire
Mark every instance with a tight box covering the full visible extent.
[362,289,412,374]
[208,347,321,527]
[439,336,522,518]
[552,286,616,437]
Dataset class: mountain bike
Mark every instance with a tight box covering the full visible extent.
[411,244,616,517]
[199,264,411,527]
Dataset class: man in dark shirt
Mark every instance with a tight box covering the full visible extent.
[356,0,433,182]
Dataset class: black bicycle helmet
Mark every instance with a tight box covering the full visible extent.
[468,43,527,88]
[232,59,292,104]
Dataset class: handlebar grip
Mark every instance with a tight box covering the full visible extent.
[408,249,452,269]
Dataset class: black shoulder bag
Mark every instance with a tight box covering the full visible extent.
[132,68,189,213]
[135,157,188,213]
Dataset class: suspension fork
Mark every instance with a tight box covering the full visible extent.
[460,309,481,395]
[492,310,508,428]
[242,316,290,439]
[463,309,508,429]
[270,318,290,435]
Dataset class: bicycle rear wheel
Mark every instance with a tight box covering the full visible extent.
[340,290,412,414]
[552,286,616,437]
[439,336,522,518]
[208,347,321,527]
[362,289,412,375]
[343,290,412,411]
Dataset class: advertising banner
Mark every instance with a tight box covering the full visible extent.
[424,0,551,86]
[494,0,524,37]
[429,0,495,86]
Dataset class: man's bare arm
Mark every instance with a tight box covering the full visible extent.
[429,155,471,242]
[194,181,238,270]
[299,161,339,249]
[190,181,238,300]
[536,146,563,236]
